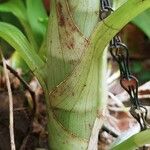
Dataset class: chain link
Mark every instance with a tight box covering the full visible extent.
[99,0,149,132]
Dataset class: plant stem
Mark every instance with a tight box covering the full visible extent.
[44,0,150,149]
[42,0,150,150]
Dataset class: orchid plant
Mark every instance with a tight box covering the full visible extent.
[0,0,150,149]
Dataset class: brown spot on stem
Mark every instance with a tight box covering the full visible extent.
[57,2,65,26]
[66,37,75,49]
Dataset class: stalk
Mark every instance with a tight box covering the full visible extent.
[44,0,150,149]
[46,0,100,91]
[46,0,105,149]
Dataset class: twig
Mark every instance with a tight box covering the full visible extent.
[108,92,124,108]
[0,62,36,149]
[101,125,119,138]
[1,52,16,150]
[107,70,120,85]
[0,62,36,115]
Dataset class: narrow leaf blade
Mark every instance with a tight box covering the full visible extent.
[0,22,46,85]
[132,9,150,38]
[26,0,48,45]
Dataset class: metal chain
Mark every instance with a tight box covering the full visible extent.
[99,0,149,132]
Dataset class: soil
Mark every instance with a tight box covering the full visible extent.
[0,75,48,150]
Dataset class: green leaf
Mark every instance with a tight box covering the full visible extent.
[38,37,47,61]
[132,8,150,38]
[0,22,46,86]
[26,0,48,45]
[11,51,32,81]
[111,129,150,150]
[0,0,38,77]
[0,0,26,21]
[0,0,37,49]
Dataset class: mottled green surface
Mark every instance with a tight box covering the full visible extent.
[46,0,150,149]
[0,0,150,149]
